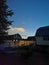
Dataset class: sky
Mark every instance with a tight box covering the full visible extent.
[7,0,49,38]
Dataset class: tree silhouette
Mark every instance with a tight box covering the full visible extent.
[0,0,13,43]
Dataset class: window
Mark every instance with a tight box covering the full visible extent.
[43,36,49,40]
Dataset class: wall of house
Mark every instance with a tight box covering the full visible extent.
[19,40,34,46]
[9,40,19,47]
[9,40,35,47]
[36,37,49,45]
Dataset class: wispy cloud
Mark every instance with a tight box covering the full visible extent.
[21,22,26,25]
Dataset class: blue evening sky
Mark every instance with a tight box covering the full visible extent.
[7,0,49,37]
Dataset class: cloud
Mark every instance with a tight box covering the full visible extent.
[8,26,25,32]
[8,26,29,39]
[8,26,26,35]
[15,28,25,32]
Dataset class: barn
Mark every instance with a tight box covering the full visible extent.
[35,26,49,45]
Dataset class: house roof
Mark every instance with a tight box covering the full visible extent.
[27,36,36,41]
[0,34,22,40]
[8,34,22,40]
[35,26,49,36]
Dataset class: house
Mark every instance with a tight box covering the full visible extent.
[0,34,22,49]
[35,26,49,46]
[10,36,36,47]
[0,33,36,49]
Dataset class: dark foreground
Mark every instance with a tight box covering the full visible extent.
[0,45,49,65]
[0,52,49,65]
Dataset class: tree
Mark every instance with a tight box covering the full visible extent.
[0,0,13,43]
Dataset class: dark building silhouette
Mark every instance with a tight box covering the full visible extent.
[8,33,22,40]
[27,36,36,41]
[36,26,49,36]
[35,26,49,45]
[0,33,22,49]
